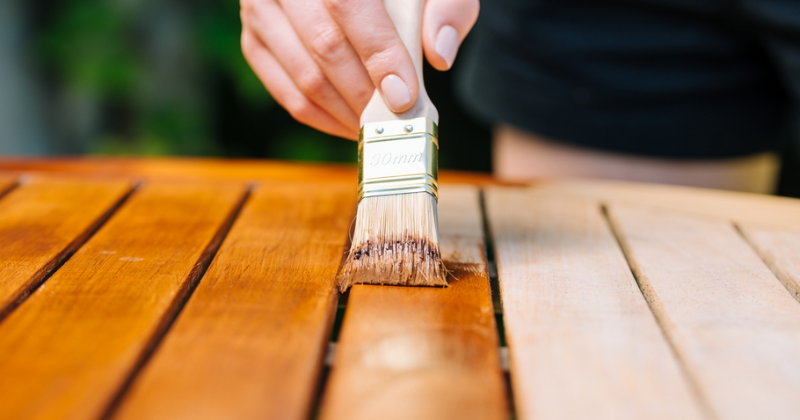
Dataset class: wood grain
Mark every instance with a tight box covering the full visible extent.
[737,224,800,303]
[607,203,800,420]
[0,181,247,420]
[110,182,354,420]
[319,185,507,420]
[0,177,132,319]
[485,188,705,420]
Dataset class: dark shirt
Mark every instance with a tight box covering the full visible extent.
[456,0,800,158]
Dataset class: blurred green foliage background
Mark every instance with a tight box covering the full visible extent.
[36,0,357,161]
[17,0,491,170]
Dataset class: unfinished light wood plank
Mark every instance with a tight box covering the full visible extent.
[0,177,132,318]
[110,182,354,420]
[738,225,800,303]
[319,185,507,420]
[607,204,800,420]
[485,188,705,420]
[535,179,800,228]
[0,181,247,420]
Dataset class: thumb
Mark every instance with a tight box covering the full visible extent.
[423,0,480,71]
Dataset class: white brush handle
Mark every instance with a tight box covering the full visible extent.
[360,0,438,126]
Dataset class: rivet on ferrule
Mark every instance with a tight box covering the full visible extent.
[358,117,439,202]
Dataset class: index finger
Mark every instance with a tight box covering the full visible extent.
[324,0,420,113]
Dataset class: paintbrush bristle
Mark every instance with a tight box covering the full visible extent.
[337,192,447,292]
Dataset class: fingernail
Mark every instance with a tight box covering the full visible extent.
[380,74,412,112]
[435,25,459,69]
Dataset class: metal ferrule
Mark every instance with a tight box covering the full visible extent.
[358,117,439,201]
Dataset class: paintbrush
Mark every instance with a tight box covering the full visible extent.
[336,0,446,292]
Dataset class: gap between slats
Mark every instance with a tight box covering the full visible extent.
[305,237,355,420]
[318,186,507,420]
[100,185,252,420]
[309,187,512,420]
[0,175,513,419]
[0,181,251,420]
[486,189,708,420]
[107,183,353,420]
[0,175,20,201]
[95,182,800,420]
[734,224,800,305]
[603,201,800,420]
[599,204,719,420]
[479,190,515,417]
[0,177,138,322]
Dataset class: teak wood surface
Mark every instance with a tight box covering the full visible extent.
[112,182,355,420]
[320,186,507,420]
[0,158,799,420]
[607,204,800,420]
[485,189,705,420]
[0,177,132,319]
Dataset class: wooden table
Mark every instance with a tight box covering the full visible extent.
[0,158,799,420]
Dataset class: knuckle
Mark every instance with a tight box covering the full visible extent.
[240,0,260,29]
[356,35,400,72]
[296,70,330,99]
[285,97,315,124]
[323,0,356,13]
[361,48,395,76]
[240,33,255,57]
[241,0,275,24]
[308,26,348,62]
[351,86,372,109]
[240,0,254,14]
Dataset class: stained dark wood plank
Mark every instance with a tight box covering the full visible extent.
[319,185,508,420]
[607,204,800,420]
[739,225,800,303]
[0,181,247,420]
[0,177,132,318]
[486,188,705,420]
[111,182,354,420]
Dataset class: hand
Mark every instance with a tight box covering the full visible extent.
[240,0,480,139]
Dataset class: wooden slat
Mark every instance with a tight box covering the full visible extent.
[485,188,705,420]
[319,185,507,420]
[534,179,800,228]
[0,177,132,318]
[738,225,800,303]
[110,182,354,420]
[607,203,800,420]
[0,181,247,420]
